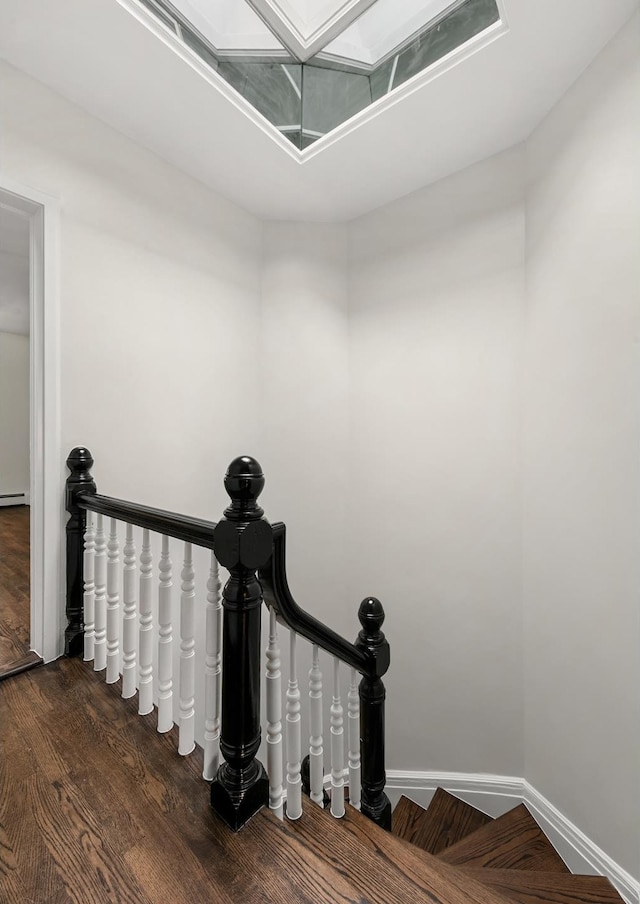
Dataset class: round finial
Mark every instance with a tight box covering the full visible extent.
[66,446,94,473]
[358,597,385,635]
[224,455,265,510]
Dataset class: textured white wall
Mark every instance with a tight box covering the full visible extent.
[348,147,526,776]
[0,331,30,497]
[523,14,640,877]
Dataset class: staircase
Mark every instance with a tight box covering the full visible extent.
[238,788,626,903]
[0,656,629,904]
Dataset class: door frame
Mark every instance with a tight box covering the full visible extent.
[0,175,62,662]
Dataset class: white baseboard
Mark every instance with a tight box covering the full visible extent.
[385,770,640,904]
[0,493,28,507]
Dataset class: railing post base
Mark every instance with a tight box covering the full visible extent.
[210,761,269,831]
[361,792,392,830]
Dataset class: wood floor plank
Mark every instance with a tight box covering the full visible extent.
[285,799,513,904]
[438,805,570,872]
[25,771,153,904]
[242,808,371,904]
[461,867,626,903]
[0,507,31,671]
[393,789,493,854]
[1,769,69,902]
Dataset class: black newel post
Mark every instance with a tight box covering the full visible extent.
[355,597,392,830]
[65,447,96,657]
[210,456,272,830]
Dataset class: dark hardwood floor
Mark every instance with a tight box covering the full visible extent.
[0,657,256,904]
[0,659,512,904]
[0,505,41,679]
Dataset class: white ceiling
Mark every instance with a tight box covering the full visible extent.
[0,0,637,221]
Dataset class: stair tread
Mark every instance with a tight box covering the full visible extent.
[392,789,493,854]
[461,868,626,904]
[243,808,371,903]
[438,804,570,873]
[279,801,515,904]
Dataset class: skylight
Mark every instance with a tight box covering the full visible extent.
[136,0,502,150]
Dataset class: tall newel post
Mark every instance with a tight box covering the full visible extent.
[65,447,97,656]
[210,456,272,830]
[355,597,391,830]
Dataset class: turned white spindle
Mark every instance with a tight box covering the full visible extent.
[83,514,96,662]
[121,524,137,699]
[309,643,324,807]
[138,529,154,716]
[285,631,302,820]
[348,667,361,810]
[93,514,107,672]
[203,553,222,780]
[157,535,173,733]
[106,519,121,684]
[178,542,195,756]
[266,607,283,818]
[330,657,345,818]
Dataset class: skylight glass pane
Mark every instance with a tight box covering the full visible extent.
[301,66,371,137]
[166,0,283,52]
[390,0,500,90]
[134,0,502,152]
[217,61,302,130]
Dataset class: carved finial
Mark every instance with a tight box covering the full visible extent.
[223,456,265,519]
[355,597,389,678]
[66,446,94,474]
[358,597,385,637]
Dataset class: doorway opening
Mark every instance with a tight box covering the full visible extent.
[0,179,61,674]
[0,202,38,677]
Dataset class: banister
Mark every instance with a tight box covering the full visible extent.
[260,523,374,677]
[77,493,218,550]
[65,448,391,831]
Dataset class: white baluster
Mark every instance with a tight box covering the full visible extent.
[266,607,283,818]
[309,644,324,807]
[348,667,361,810]
[157,535,173,733]
[178,542,195,755]
[286,631,302,820]
[83,514,96,663]
[203,553,221,780]
[93,514,107,672]
[330,658,345,818]
[121,523,137,699]
[106,519,121,684]
[138,529,154,716]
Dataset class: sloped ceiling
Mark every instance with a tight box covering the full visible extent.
[0,0,637,221]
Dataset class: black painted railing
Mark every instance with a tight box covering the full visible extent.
[65,448,391,831]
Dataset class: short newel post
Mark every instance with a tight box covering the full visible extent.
[65,447,97,656]
[355,597,391,830]
[210,456,272,830]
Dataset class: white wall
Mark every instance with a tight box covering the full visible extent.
[523,14,640,877]
[348,147,526,776]
[258,223,350,629]
[0,331,30,498]
[0,61,263,520]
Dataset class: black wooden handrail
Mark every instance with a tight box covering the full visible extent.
[260,522,372,676]
[77,492,218,549]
